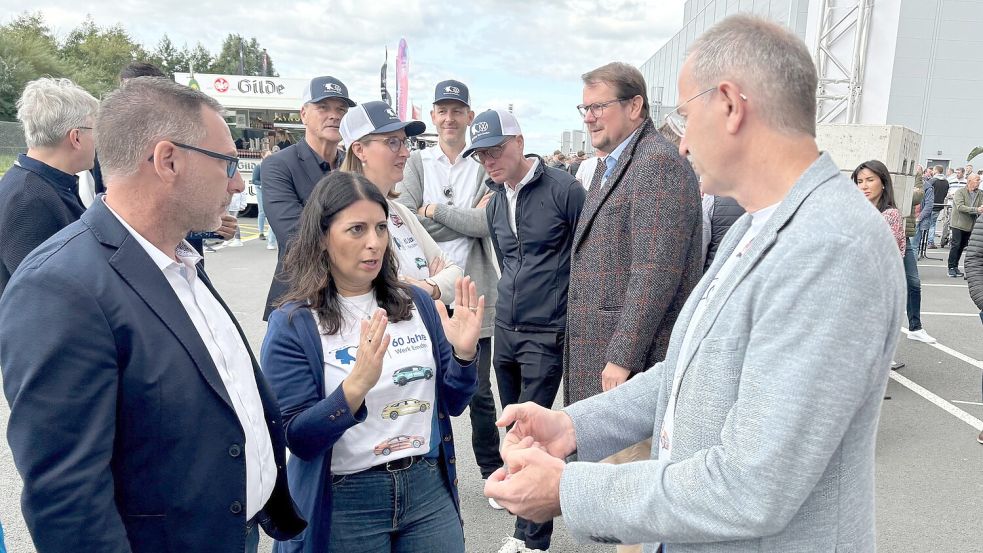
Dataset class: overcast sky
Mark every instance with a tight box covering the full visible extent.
[3,1,687,153]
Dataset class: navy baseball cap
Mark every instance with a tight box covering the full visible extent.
[434,79,470,106]
[462,109,522,159]
[340,100,427,145]
[302,76,356,107]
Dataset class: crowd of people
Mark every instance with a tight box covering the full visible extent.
[0,13,980,553]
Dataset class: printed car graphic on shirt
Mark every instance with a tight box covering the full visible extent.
[381,398,431,420]
[392,365,433,386]
[373,435,425,455]
[415,257,427,270]
[334,346,357,366]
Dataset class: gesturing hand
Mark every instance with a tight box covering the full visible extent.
[341,309,390,412]
[496,402,577,460]
[435,276,484,361]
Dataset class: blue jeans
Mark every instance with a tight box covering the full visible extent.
[328,457,464,553]
[255,186,277,246]
[927,211,941,245]
[903,238,922,331]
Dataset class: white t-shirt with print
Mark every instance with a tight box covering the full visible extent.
[388,201,431,281]
[316,291,437,474]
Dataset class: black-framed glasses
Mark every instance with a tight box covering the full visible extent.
[147,141,239,178]
[76,126,93,131]
[469,137,515,163]
[362,136,412,153]
[576,97,630,118]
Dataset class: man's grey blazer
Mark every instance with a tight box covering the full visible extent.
[560,153,905,553]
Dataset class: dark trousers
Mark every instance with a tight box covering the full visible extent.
[468,336,502,478]
[948,227,971,270]
[494,326,565,551]
[903,238,923,331]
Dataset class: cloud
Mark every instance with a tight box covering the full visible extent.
[5,0,685,153]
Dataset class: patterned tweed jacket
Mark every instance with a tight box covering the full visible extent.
[564,118,702,405]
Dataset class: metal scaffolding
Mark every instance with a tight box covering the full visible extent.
[814,0,875,123]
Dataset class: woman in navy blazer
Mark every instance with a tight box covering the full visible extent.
[261,171,482,553]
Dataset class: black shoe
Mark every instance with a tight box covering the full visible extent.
[948,269,959,278]
[955,269,964,277]
[258,234,266,240]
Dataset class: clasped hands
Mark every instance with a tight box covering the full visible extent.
[483,402,577,523]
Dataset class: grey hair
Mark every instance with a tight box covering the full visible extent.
[686,14,818,137]
[16,78,99,149]
[96,77,224,179]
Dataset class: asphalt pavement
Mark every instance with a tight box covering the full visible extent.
[1,220,980,552]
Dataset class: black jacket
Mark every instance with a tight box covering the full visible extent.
[261,140,343,319]
[931,176,949,211]
[0,155,86,296]
[486,156,586,332]
[705,195,746,271]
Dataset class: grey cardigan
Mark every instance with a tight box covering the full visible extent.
[559,153,905,552]
[395,149,500,338]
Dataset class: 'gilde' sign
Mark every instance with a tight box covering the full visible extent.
[237,78,286,96]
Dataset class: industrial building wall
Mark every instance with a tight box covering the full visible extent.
[639,0,810,118]
[887,0,983,168]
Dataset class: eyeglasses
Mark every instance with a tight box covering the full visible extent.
[469,137,515,163]
[76,126,93,131]
[664,87,747,138]
[362,136,412,153]
[147,141,240,178]
[576,98,631,118]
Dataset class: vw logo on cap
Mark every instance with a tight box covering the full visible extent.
[473,122,489,133]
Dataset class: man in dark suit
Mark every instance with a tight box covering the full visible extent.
[0,77,305,553]
[0,77,98,296]
[564,62,702,408]
[262,75,355,319]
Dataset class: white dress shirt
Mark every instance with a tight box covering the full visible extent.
[504,158,541,234]
[420,146,483,271]
[105,200,277,519]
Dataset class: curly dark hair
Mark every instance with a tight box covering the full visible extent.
[852,159,897,213]
[277,171,413,333]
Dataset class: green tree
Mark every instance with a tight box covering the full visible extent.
[146,34,186,79]
[60,16,147,96]
[184,43,213,75]
[210,34,276,76]
[0,12,74,119]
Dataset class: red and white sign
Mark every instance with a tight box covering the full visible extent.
[214,78,230,93]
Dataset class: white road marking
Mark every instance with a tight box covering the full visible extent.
[951,400,983,407]
[921,283,967,288]
[919,312,979,317]
[901,327,983,372]
[888,372,983,431]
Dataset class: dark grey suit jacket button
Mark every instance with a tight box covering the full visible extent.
[230,501,242,514]
[229,444,242,457]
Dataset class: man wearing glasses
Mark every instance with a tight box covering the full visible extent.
[486,15,903,553]
[395,80,505,503]
[464,109,585,553]
[563,62,702,441]
[0,77,306,553]
[261,75,356,319]
[0,77,98,295]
